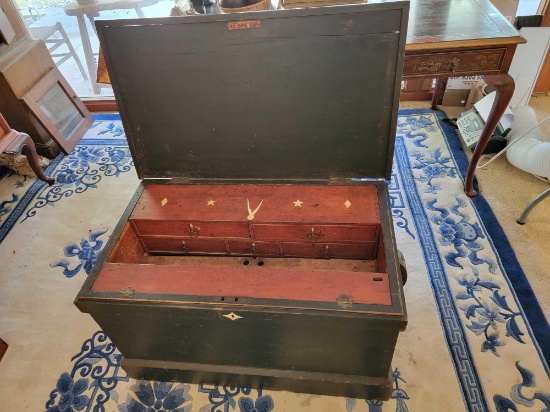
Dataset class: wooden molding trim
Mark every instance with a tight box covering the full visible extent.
[83,99,118,113]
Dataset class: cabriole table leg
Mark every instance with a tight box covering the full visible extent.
[464,74,515,197]
[7,133,55,186]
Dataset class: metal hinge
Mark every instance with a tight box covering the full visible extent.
[171,177,194,184]
[329,177,352,185]
[352,178,386,182]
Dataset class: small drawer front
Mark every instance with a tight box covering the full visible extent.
[141,237,228,255]
[227,240,281,256]
[132,220,250,239]
[403,49,505,77]
[283,242,376,259]
[251,224,378,243]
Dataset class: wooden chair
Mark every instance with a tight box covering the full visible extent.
[0,114,55,185]
[30,22,88,81]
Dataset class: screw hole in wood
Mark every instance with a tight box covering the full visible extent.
[257,261,264,266]
[243,260,250,265]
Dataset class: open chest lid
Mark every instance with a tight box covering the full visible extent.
[97,2,409,182]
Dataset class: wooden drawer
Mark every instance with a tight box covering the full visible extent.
[251,224,378,243]
[403,48,506,77]
[141,237,228,255]
[227,240,281,256]
[132,220,250,239]
[282,242,376,259]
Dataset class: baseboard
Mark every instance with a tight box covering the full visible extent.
[121,357,393,399]
[83,99,118,113]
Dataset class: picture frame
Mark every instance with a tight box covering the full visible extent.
[21,67,92,154]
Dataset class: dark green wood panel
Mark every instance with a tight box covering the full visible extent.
[83,301,399,377]
[97,3,408,180]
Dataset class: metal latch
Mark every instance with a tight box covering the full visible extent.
[337,295,353,309]
[120,287,135,297]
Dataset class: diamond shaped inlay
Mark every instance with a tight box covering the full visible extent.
[223,312,243,321]
[344,200,352,209]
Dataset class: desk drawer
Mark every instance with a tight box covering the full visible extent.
[282,242,376,259]
[251,224,378,243]
[132,220,250,239]
[403,48,506,77]
[227,240,281,256]
[141,237,228,255]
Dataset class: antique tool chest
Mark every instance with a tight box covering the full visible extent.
[76,2,409,399]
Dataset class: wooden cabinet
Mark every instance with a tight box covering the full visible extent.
[0,39,59,157]
[0,0,27,52]
[0,38,91,157]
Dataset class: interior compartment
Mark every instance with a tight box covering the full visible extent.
[91,183,393,307]
[127,184,382,257]
[105,220,385,270]
[92,223,390,306]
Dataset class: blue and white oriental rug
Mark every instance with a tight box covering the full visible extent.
[0,110,548,411]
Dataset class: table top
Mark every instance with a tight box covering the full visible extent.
[400,0,525,51]
[65,0,523,49]
[64,0,159,16]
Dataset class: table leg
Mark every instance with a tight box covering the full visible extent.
[135,6,145,17]
[464,74,515,197]
[7,133,55,186]
[76,14,100,95]
[432,78,445,110]
[87,14,98,36]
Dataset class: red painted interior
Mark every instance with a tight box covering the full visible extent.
[130,184,380,224]
[92,263,392,306]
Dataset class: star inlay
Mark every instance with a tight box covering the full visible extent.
[293,200,303,207]
[207,199,216,206]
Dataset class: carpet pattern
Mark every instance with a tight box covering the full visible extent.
[0,111,548,411]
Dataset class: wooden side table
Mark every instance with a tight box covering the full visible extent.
[64,0,159,94]
[400,0,525,196]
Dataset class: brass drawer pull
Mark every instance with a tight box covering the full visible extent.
[306,227,323,239]
[181,241,189,252]
[250,243,257,253]
[449,57,461,74]
[323,245,330,256]
[188,223,200,235]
